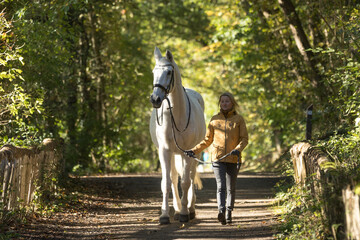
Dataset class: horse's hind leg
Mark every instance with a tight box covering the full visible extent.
[171,160,181,220]
[188,163,198,220]
[188,183,196,220]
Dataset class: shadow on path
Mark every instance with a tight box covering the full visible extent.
[14,172,288,240]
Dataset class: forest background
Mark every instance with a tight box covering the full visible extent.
[1,0,360,177]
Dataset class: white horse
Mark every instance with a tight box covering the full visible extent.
[149,47,206,224]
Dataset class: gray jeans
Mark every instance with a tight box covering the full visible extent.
[212,161,240,212]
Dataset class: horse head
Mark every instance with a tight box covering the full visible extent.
[150,47,175,108]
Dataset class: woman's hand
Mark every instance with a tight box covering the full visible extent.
[230,149,240,156]
[184,150,195,158]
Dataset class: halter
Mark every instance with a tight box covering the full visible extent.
[153,63,175,95]
[153,63,191,132]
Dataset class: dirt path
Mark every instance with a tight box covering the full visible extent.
[14,172,286,240]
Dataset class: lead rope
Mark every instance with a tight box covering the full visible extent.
[164,87,191,132]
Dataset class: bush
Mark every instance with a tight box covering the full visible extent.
[274,179,329,239]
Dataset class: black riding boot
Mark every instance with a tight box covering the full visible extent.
[226,210,232,224]
[217,210,226,225]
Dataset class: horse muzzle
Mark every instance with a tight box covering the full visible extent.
[150,94,163,108]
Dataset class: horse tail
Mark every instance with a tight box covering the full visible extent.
[194,171,203,190]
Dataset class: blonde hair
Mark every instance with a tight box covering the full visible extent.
[218,92,239,110]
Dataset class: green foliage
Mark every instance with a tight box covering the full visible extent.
[2,0,360,175]
[1,0,210,174]
[31,179,80,216]
[0,6,43,146]
[316,128,360,185]
[274,118,360,239]
[274,181,329,239]
[182,0,360,172]
[179,1,310,170]
[0,194,25,239]
[273,122,360,239]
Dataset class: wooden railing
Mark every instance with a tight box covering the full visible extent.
[290,142,360,239]
[0,138,64,210]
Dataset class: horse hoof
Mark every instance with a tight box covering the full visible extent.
[179,214,189,222]
[159,216,170,225]
[189,211,195,220]
[174,213,180,221]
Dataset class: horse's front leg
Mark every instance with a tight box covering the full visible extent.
[159,148,173,224]
[171,156,181,220]
[179,157,193,222]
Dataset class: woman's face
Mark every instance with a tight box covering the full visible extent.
[220,96,233,112]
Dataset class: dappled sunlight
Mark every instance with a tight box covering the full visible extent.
[2,1,359,239]
[15,173,283,239]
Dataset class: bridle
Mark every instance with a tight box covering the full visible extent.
[152,63,175,95]
[152,63,191,133]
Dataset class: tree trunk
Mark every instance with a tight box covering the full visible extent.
[79,15,92,111]
[65,6,80,168]
[260,8,303,83]
[65,75,78,164]
[89,5,107,170]
[306,3,325,48]
[77,12,96,168]
[277,0,326,99]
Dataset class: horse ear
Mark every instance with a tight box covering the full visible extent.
[154,47,162,61]
[165,49,173,62]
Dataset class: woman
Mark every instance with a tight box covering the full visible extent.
[185,92,248,225]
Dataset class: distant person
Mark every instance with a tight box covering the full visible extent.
[185,92,248,225]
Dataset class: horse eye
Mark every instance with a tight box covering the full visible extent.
[167,71,171,75]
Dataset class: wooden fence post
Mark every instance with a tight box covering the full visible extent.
[0,138,64,211]
[342,186,360,239]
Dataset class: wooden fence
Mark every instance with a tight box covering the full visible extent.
[291,142,360,239]
[0,138,64,211]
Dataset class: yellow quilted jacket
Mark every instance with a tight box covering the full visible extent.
[191,110,248,163]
